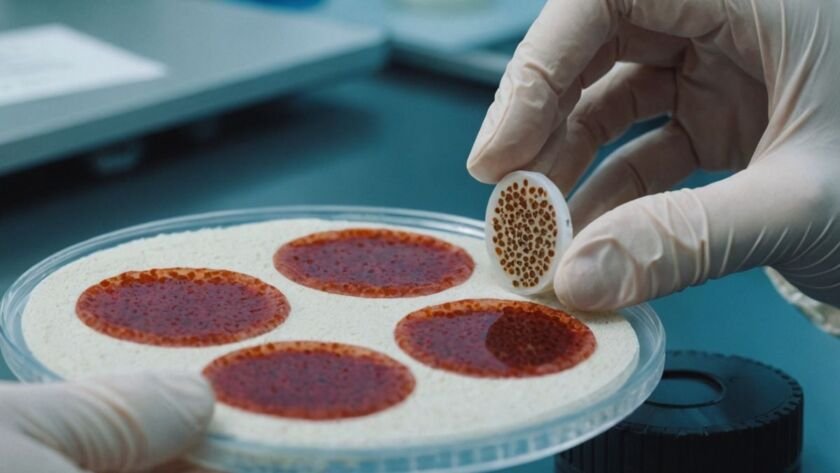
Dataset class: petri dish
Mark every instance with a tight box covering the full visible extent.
[0,206,665,473]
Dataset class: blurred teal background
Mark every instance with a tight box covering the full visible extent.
[1,6,838,468]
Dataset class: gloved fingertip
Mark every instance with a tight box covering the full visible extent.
[95,371,216,471]
[553,253,617,312]
[551,216,649,313]
[151,371,216,427]
[466,152,502,184]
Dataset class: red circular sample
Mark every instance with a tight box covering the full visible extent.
[273,228,475,298]
[76,268,290,347]
[202,341,416,420]
[395,299,596,378]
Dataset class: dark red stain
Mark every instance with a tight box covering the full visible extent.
[202,341,416,420]
[395,299,596,378]
[76,268,290,347]
[273,228,475,298]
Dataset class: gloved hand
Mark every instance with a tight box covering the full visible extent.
[0,372,216,472]
[467,0,840,321]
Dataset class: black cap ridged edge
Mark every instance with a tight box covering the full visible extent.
[557,351,804,473]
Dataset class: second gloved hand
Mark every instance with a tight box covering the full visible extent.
[0,372,215,472]
[467,0,840,314]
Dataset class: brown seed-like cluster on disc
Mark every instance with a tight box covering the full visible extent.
[491,179,558,289]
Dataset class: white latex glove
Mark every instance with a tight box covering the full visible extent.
[0,372,216,473]
[467,0,840,321]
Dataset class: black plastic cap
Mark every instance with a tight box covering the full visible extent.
[556,351,804,473]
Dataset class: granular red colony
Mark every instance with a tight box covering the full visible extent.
[273,228,475,298]
[395,299,596,378]
[203,341,416,420]
[76,268,290,347]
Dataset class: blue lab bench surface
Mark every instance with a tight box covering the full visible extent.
[0,66,837,472]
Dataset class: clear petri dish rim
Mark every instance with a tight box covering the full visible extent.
[0,205,666,473]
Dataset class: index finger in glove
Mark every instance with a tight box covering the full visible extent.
[466,0,729,184]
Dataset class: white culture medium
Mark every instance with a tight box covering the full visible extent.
[21,218,637,448]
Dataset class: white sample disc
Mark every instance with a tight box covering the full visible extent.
[485,171,573,295]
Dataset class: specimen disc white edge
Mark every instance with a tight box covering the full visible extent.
[484,171,573,296]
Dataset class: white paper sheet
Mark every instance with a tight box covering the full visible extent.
[0,24,165,107]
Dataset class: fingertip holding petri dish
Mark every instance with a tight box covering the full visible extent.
[485,171,573,296]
